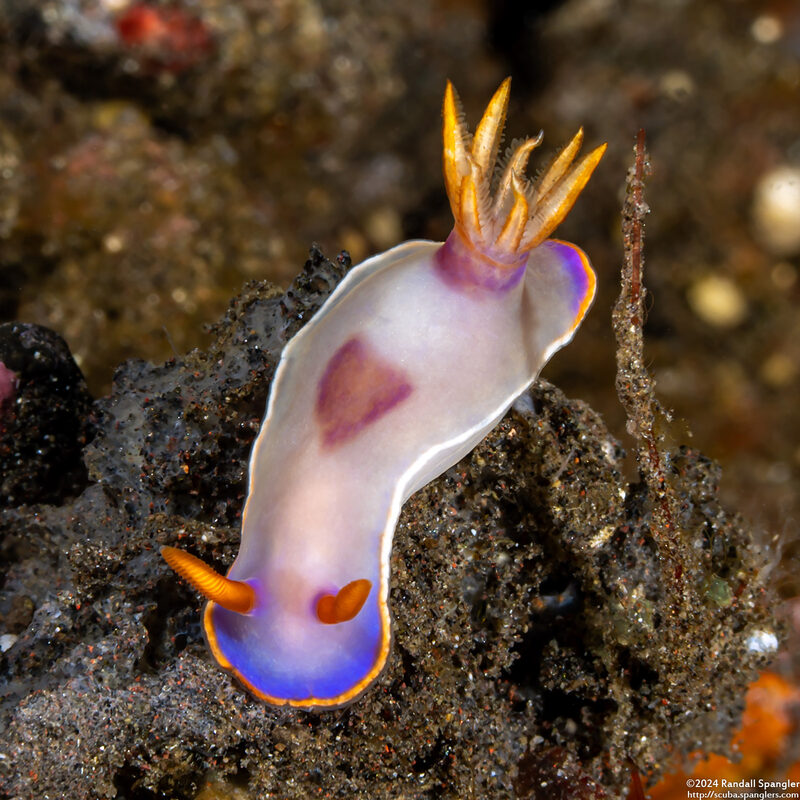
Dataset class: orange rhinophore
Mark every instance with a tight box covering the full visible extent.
[317,580,372,625]
[161,546,255,615]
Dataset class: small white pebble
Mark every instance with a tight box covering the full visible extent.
[365,207,402,250]
[588,525,616,549]
[659,70,695,100]
[687,274,747,328]
[751,14,783,44]
[0,634,18,652]
[753,165,800,256]
[746,629,778,654]
[103,233,124,253]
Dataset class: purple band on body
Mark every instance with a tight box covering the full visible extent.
[434,230,527,294]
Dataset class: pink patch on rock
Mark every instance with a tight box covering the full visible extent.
[315,337,412,448]
[0,362,17,413]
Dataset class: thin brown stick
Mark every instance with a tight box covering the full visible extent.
[628,129,646,319]
[613,130,684,596]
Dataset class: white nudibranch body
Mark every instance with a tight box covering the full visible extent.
[161,78,606,707]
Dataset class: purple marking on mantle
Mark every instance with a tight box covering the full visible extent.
[315,337,413,448]
[540,240,592,317]
[434,229,527,294]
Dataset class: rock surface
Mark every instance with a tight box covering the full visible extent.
[0,248,778,799]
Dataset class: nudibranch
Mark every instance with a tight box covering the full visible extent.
[162,79,606,708]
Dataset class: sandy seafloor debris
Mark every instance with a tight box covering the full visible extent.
[1,0,799,797]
